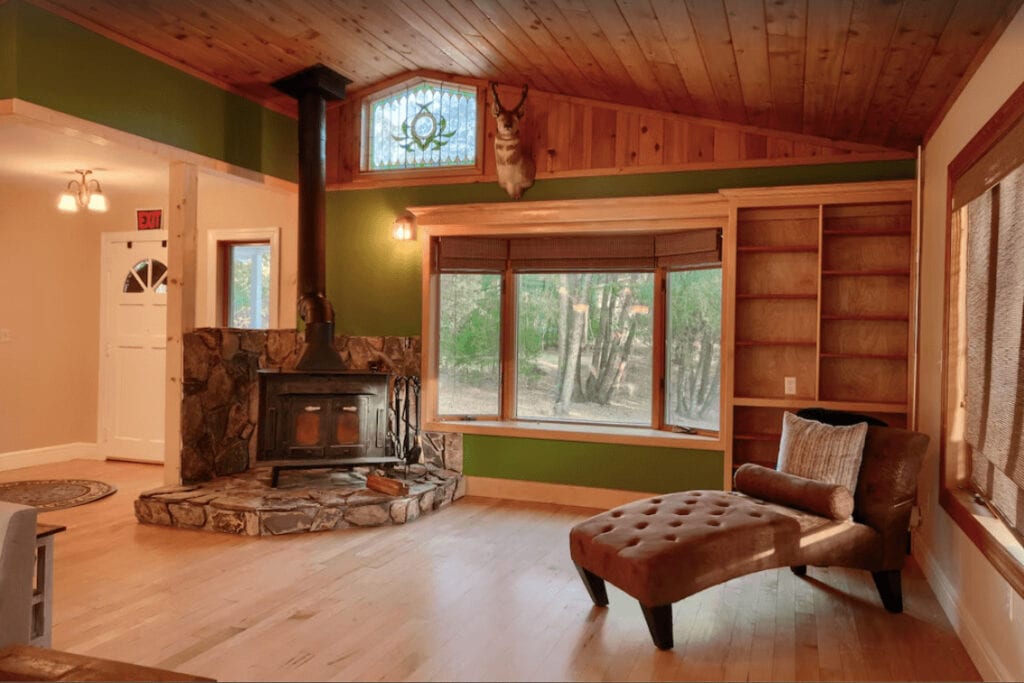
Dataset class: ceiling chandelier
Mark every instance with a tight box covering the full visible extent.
[58,169,108,213]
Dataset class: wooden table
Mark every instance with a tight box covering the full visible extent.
[32,524,65,648]
[0,645,214,681]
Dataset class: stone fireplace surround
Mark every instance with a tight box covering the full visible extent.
[134,328,465,536]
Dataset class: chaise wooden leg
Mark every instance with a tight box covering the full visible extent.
[640,603,674,650]
[791,565,807,577]
[574,564,608,606]
[872,570,903,613]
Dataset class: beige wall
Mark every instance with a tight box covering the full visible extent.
[196,171,298,329]
[918,8,1024,681]
[0,178,168,454]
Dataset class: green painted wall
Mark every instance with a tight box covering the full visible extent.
[8,1,296,181]
[0,2,17,99]
[326,159,916,337]
[327,158,915,492]
[462,435,723,493]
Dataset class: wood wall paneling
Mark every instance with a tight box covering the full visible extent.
[330,72,914,190]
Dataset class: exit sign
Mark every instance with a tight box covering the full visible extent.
[136,209,162,231]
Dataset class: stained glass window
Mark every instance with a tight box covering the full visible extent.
[363,79,478,172]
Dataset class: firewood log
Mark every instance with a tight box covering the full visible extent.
[366,474,409,497]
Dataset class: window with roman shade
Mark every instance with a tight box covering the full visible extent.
[429,229,722,433]
[961,160,1024,539]
[945,81,1024,584]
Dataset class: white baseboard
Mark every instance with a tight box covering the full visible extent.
[0,442,102,472]
[465,475,657,510]
[916,541,1011,682]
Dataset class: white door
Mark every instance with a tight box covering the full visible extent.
[98,232,169,463]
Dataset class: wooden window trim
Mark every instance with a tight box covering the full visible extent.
[941,80,1024,598]
[416,193,729,449]
[355,77,485,181]
[203,227,281,330]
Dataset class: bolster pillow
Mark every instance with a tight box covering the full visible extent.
[733,463,854,521]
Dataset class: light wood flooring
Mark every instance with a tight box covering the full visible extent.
[4,459,980,682]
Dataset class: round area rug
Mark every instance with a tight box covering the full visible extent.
[0,479,117,511]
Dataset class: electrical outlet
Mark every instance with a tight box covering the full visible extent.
[0,329,10,343]
[909,505,922,529]
[784,376,797,395]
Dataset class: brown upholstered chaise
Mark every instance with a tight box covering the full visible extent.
[569,425,928,649]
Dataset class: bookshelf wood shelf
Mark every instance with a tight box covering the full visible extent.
[728,192,917,477]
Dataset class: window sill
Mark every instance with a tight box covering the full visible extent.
[940,486,1024,598]
[423,419,724,451]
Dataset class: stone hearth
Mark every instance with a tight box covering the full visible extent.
[135,465,465,536]
[181,328,426,483]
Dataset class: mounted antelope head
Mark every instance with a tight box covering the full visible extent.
[490,82,535,199]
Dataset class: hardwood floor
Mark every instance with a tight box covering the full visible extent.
[3,459,980,682]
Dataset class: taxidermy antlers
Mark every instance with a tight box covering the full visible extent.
[490,82,536,199]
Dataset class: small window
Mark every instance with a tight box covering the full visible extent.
[220,242,271,329]
[362,78,478,172]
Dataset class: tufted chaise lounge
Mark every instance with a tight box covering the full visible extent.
[569,425,928,649]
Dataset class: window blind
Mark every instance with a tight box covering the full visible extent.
[434,229,721,273]
[953,114,1024,210]
[964,164,1024,536]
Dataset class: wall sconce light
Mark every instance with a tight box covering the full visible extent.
[392,210,417,241]
[58,169,108,213]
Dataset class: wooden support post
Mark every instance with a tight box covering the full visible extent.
[164,162,199,486]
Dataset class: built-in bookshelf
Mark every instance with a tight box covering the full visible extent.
[726,187,916,474]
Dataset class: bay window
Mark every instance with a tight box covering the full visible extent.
[428,228,722,437]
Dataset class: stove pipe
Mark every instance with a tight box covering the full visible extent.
[272,65,352,371]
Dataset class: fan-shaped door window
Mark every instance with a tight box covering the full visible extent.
[122,259,168,294]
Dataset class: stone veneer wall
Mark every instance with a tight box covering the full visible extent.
[180,328,460,483]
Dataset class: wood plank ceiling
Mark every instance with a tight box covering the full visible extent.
[36,0,1022,150]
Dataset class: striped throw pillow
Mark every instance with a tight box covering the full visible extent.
[777,412,868,496]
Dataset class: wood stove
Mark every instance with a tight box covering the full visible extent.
[256,370,394,485]
[254,64,401,485]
